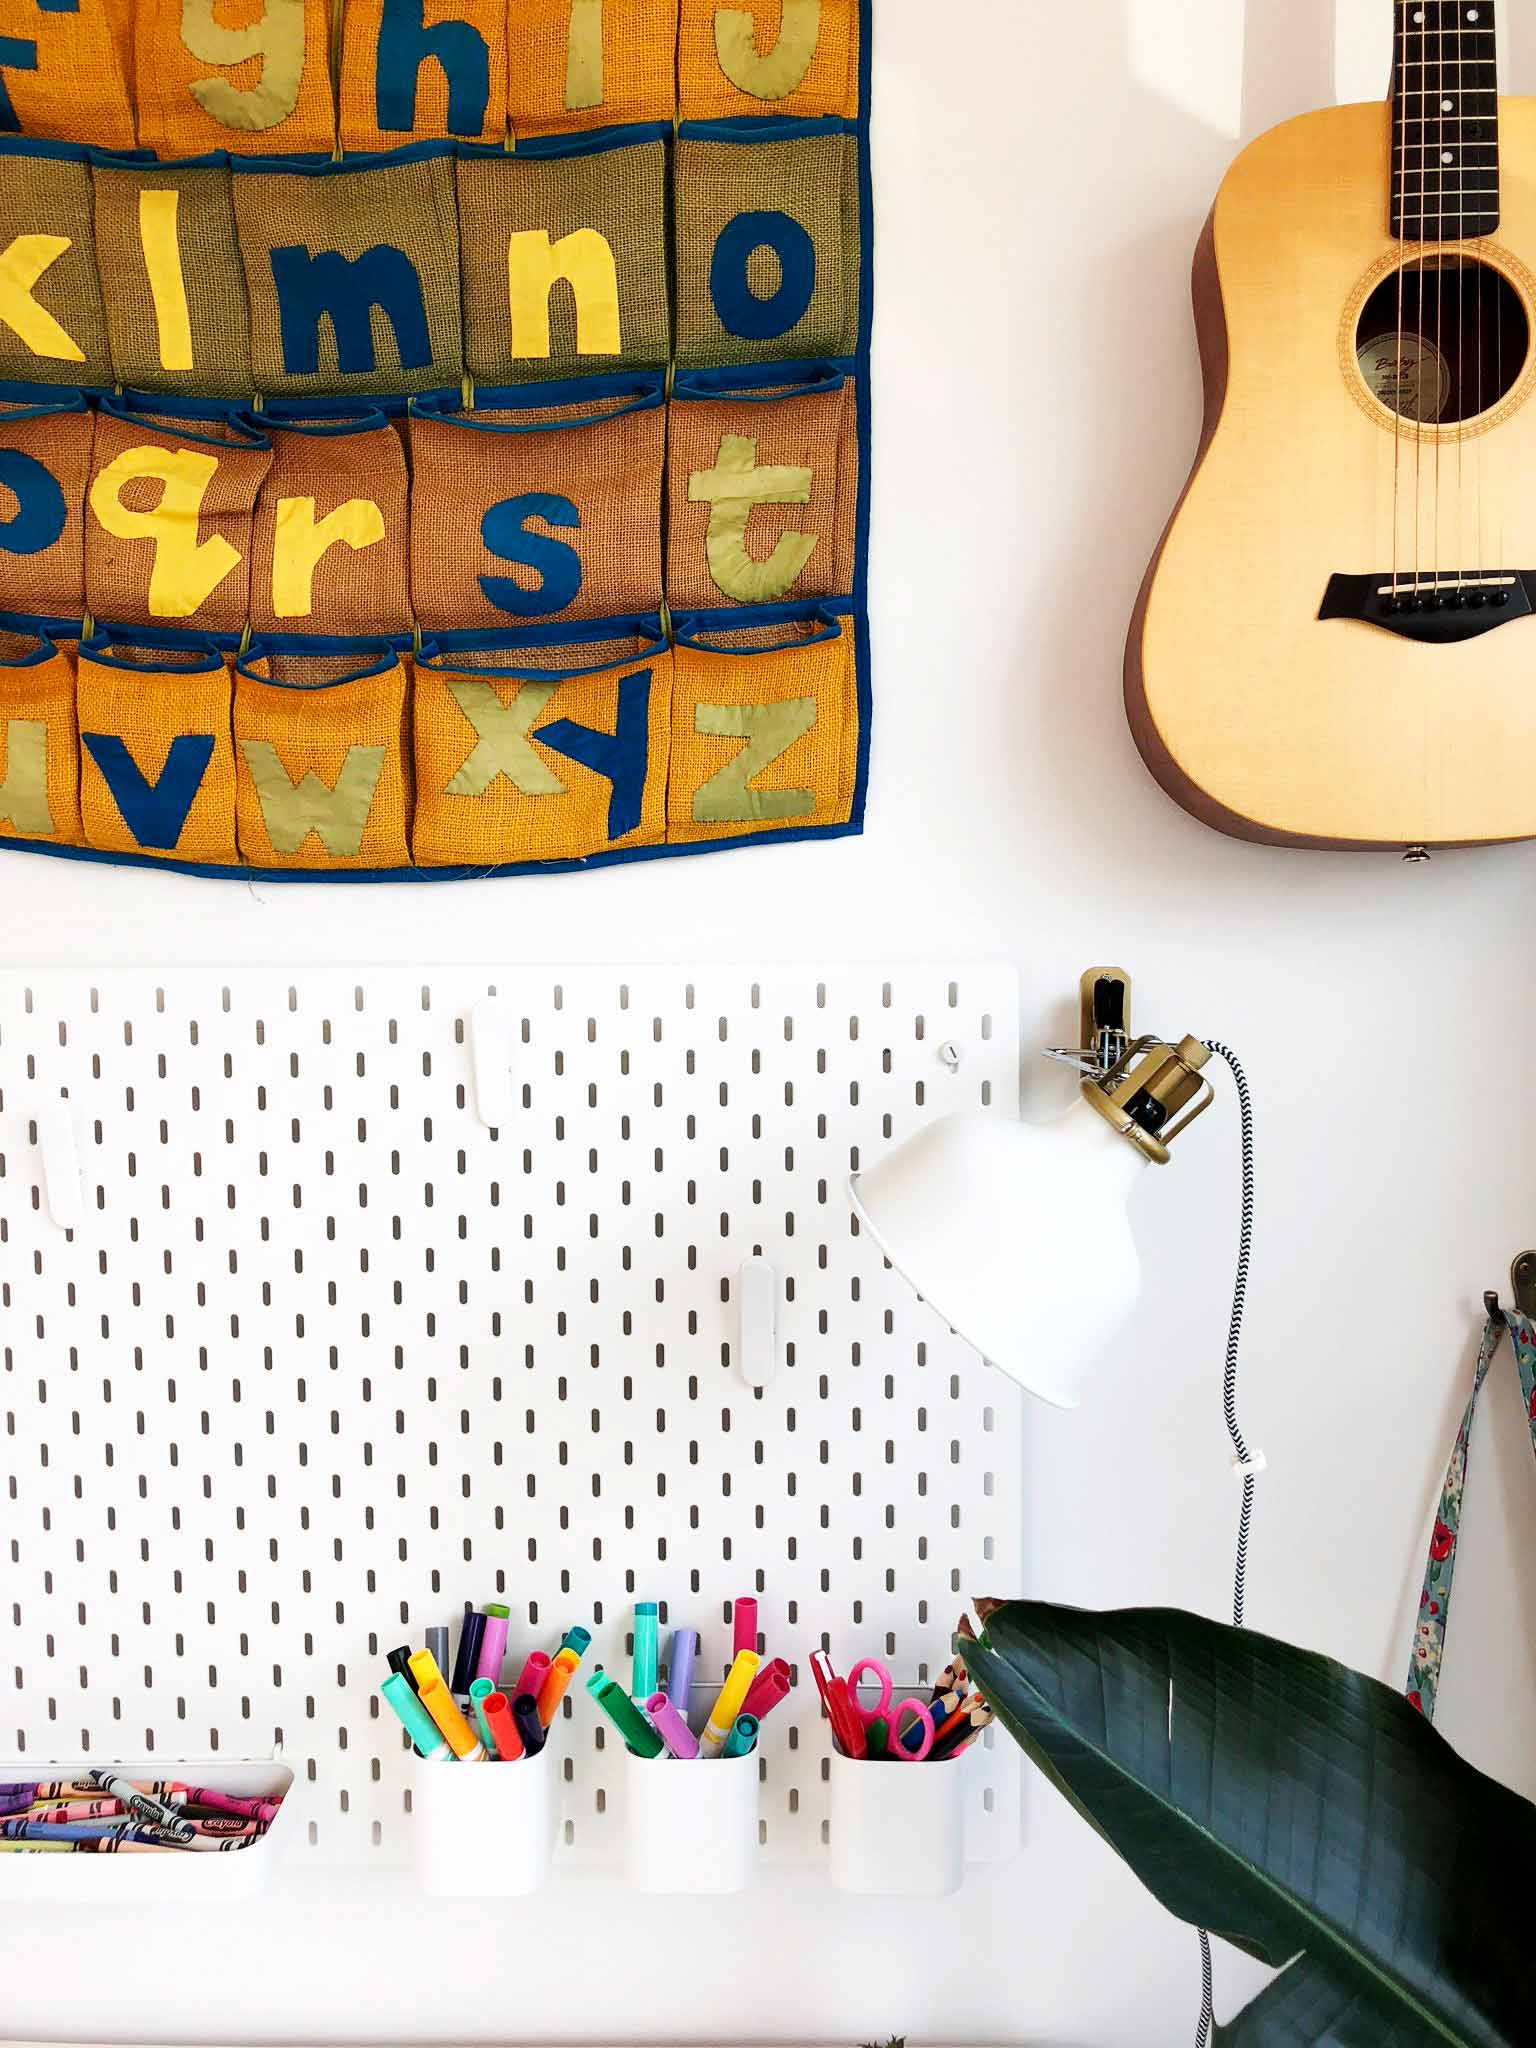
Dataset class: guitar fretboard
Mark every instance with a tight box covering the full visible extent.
[1391,0,1500,240]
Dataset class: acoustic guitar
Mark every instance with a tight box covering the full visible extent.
[1127,0,1536,849]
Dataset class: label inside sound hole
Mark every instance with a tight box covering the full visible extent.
[1358,332,1452,422]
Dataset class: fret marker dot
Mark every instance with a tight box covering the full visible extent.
[1443,98,1455,112]
[1468,7,1480,18]
[1442,150,1455,163]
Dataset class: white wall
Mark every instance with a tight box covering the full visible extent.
[7,3,1536,2042]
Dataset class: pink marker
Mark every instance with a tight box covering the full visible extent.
[643,1690,699,1760]
[512,1651,551,1701]
[742,1658,792,1723]
[179,1785,282,1826]
[733,1595,758,1659]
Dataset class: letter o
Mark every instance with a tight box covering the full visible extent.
[0,447,66,557]
[708,210,816,341]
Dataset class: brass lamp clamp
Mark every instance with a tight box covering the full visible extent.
[1044,967,1214,1166]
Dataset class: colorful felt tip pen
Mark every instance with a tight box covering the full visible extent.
[587,1671,664,1758]
[476,1603,510,1686]
[667,1627,698,1709]
[742,1657,792,1722]
[513,1650,551,1703]
[382,1671,451,1759]
[468,1677,498,1754]
[511,1691,547,1758]
[425,1624,450,1676]
[537,1647,581,1728]
[561,1625,592,1658]
[722,1713,759,1760]
[643,1690,700,1761]
[450,1606,486,1697]
[632,1602,659,1701]
[733,1595,758,1659]
[483,1691,523,1761]
[410,1654,484,1760]
[387,1646,419,1693]
[699,1649,759,1757]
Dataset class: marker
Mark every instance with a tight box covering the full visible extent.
[483,1691,523,1761]
[586,1671,664,1758]
[512,1650,551,1704]
[699,1649,759,1758]
[666,1627,698,1710]
[87,1770,194,1842]
[409,1652,484,1760]
[469,1677,498,1754]
[560,1625,592,1659]
[476,1603,510,1686]
[642,1690,699,1761]
[387,1646,419,1694]
[632,1602,659,1701]
[742,1657,791,1722]
[733,1595,758,1659]
[722,1713,759,1760]
[537,1646,581,1728]
[451,1605,486,1697]
[511,1691,546,1758]
[382,1671,451,1759]
[425,1624,450,1677]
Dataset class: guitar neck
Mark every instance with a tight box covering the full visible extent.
[1391,0,1500,240]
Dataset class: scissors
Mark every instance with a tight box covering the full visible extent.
[847,1658,936,1761]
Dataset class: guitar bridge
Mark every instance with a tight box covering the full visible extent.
[1319,573,1535,644]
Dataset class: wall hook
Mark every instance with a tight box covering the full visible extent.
[468,996,516,1130]
[738,1256,778,1389]
[38,1092,84,1235]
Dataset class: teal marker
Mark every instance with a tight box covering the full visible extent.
[561,1625,592,1658]
[722,1712,759,1759]
[381,1671,450,1759]
[469,1677,498,1755]
[632,1602,659,1701]
[586,1671,664,1758]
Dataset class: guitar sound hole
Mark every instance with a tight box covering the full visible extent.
[1355,256,1528,425]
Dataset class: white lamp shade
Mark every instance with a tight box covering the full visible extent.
[848,1104,1147,1408]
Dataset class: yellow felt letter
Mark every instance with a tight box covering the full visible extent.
[566,0,604,110]
[271,497,386,618]
[180,0,306,133]
[444,679,566,797]
[507,229,621,361]
[89,445,243,619]
[714,0,821,99]
[138,191,194,373]
[688,433,817,602]
[0,236,85,363]
[0,720,53,836]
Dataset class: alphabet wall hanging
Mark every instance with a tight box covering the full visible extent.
[0,1,872,879]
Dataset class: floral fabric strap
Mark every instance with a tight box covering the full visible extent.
[1406,1307,1536,1719]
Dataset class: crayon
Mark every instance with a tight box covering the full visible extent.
[0,1784,37,1816]
[87,1770,194,1841]
[26,1799,129,1824]
[178,1785,282,1825]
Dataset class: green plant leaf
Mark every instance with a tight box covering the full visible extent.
[962,1603,1536,2046]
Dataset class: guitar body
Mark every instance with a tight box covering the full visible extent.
[1128,97,1536,849]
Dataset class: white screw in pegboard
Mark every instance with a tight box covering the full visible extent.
[938,1041,963,1072]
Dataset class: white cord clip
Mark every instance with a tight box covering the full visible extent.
[1231,1449,1267,1478]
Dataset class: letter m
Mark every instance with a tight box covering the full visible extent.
[270,245,431,377]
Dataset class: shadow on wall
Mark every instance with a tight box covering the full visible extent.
[995,0,1339,875]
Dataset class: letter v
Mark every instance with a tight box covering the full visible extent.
[82,733,215,851]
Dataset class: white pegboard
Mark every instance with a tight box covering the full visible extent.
[0,965,1023,1871]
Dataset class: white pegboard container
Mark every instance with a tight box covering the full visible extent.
[0,965,1026,1874]
[828,1749,968,1897]
[410,1744,558,1897]
[0,1758,296,1901]
[622,1749,760,1894]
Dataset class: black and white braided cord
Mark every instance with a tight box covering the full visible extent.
[1193,1042,1257,2048]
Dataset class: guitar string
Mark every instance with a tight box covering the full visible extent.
[1414,0,1427,593]
[1394,0,1409,598]
[1433,0,1444,594]
[1455,0,1466,593]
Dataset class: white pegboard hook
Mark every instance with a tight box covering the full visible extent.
[38,1092,84,1235]
[738,1255,778,1388]
[468,996,516,1129]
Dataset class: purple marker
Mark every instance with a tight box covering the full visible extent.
[476,1603,510,1687]
[450,1604,486,1698]
[666,1628,698,1710]
[644,1690,700,1760]
[511,1691,546,1758]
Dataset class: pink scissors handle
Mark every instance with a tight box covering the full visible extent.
[846,1657,894,1728]
[889,1698,936,1760]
